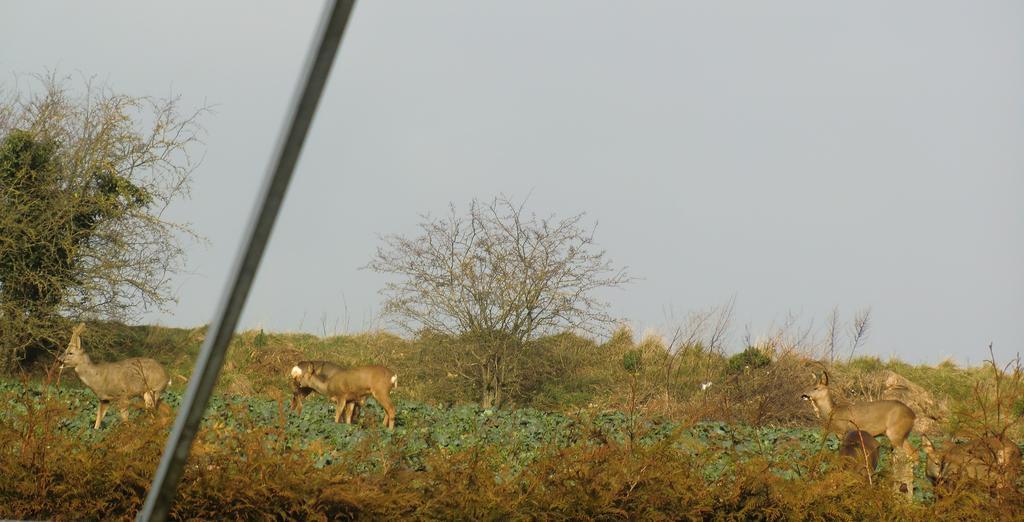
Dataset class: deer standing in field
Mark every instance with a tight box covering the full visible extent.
[839,430,880,483]
[58,323,171,429]
[289,360,366,420]
[921,434,1022,492]
[801,367,917,495]
[290,363,397,429]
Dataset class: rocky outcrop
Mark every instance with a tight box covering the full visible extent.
[881,371,948,435]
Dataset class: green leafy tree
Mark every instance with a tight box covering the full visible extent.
[0,75,204,371]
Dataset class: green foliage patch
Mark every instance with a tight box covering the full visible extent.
[0,380,953,488]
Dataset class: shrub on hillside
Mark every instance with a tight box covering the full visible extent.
[727,346,772,375]
[716,348,816,426]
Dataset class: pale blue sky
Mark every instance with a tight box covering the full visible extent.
[2,1,1022,364]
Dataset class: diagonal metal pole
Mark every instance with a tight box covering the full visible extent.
[137,1,356,520]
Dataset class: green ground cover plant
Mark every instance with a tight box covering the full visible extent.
[2,376,1022,520]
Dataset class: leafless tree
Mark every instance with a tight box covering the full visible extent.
[820,306,871,363]
[826,306,840,363]
[0,73,205,371]
[847,308,871,362]
[659,298,735,400]
[367,195,632,407]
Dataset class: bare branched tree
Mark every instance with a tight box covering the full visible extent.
[818,306,871,363]
[706,296,735,355]
[826,306,840,363]
[367,195,632,407]
[847,308,871,363]
[660,298,735,399]
[0,73,206,371]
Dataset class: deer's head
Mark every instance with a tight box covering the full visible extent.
[290,363,324,389]
[801,368,830,403]
[58,323,89,369]
[921,435,943,483]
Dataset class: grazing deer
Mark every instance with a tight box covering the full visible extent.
[289,360,365,420]
[839,430,880,481]
[921,434,1022,491]
[801,368,917,494]
[58,323,171,429]
[291,364,397,428]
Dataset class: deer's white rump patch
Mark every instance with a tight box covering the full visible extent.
[291,365,303,378]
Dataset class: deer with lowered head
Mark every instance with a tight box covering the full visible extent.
[289,360,366,420]
[839,430,880,482]
[290,363,397,428]
[801,367,917,473]
[58,323,171,429]
[921,433,1022,492]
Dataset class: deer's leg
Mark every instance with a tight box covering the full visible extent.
[333,398,343,423]
[885,426,914,461]
[887,433,916,499]
[373,391,396,429]
[350,397,366,423]
[146,390,166,415]
[343,401,356,424]
[95,400,110,429]
[901,439,916,461]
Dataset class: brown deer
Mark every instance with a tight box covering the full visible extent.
[802,369,917,457]
[921,434,1022,491]
[58,323,171,429]
[801,368,917,493]
[839,430,880,481]
[289,360,365,420]
[291,364,397,428]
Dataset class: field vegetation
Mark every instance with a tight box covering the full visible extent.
[2,321,1022,520]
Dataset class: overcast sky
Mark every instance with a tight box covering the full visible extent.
[2,1,1022,364]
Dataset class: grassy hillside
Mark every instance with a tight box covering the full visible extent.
[16,321,1017,430]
